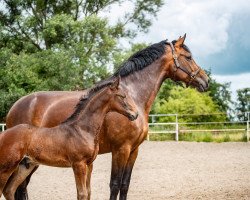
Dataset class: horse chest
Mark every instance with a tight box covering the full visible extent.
[103,113,148,145]
[69,136,97,161]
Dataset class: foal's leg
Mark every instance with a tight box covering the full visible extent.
[3,162,37,200]
[86,163,93,200]
[119,148,139,200]
[72,161,88,200]
[0,171,11,197]
[109,146,131,200]
[0,167,18,198]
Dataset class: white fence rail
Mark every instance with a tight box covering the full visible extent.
[148,112,250,142]
[1,113,249,142]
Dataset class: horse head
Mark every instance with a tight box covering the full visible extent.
[164,34,209,92]
[108,76,139,121]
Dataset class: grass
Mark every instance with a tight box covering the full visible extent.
[148,131,248,142]
[148,122,249,142]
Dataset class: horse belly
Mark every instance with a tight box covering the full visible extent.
[27,156,71,168]
[26,144,72,167]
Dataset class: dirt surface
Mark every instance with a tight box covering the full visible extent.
[2,142,250,200]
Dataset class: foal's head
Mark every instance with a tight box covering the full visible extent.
[106,77,138,121]
[164,34,209,92]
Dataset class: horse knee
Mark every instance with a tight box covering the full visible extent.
[77,191,88,200]
[110,182,120,196]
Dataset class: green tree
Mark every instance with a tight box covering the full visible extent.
[201,70,232,113]
[153,86,226,122]
[0,0,164,120]
[151,69,232,114]
[235,88,250,121]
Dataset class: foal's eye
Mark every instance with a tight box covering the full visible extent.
[117,94,126,99]
[186,56,192,61]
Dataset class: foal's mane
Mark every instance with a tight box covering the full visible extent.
[63,79,115,123]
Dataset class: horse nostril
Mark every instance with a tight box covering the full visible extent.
[128,112,138,121]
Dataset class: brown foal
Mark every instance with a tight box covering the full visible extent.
[0,77,138,200]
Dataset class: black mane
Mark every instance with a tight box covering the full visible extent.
[63,79,115,123]
[114,40,168,77]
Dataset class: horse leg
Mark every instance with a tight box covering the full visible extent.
[3,161,38,200]
[72,161,88,200]
[86,163,93,200]
[0,165,20,198]
[109,146,131,200]
[0,171,12,197]
[119,148,139,200]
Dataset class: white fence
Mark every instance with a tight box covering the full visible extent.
[1,112,249,142]
[0,123,6,132]
[148,112,250,142]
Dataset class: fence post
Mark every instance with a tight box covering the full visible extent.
[247,112,249,142]
[175,114,179,141]
[147,116,154,141]
[0,124,5,132]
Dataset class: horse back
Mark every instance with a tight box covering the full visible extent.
[6,91,84,128]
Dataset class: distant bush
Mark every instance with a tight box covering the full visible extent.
[153,87,227,123]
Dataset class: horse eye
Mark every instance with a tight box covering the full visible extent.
[186,56,192,61]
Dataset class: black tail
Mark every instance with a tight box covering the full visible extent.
[15,181,29,200]
[15,161,38,200]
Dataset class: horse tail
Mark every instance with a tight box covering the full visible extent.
[14,163,38,200]
[14,183,28,200]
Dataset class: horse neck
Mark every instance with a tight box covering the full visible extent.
[122,57,167,115]
[71,90,110,136]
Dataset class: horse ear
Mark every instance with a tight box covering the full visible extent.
[175,33,186,47]
[110,76,120,90]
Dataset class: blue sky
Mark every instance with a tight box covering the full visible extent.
[102,0,250,100]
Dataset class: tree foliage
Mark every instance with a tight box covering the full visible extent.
[235,88,250,121]
[151,69,232,119]
[206,71,232,113]
[0,0,163,120]
[153,87,226,122]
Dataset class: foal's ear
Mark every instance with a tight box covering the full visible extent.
[110,76,120,91]
[175,33,186,47]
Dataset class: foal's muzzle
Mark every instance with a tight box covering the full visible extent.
[127,112,139,121]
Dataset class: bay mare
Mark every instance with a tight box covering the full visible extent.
[0,77,138,200]
[5,35,209,200]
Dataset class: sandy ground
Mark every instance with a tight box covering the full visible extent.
[1,141,250,200]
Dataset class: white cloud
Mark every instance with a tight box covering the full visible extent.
[138,0,250,57]
[101,0,250,93]
[101,0,250,57]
